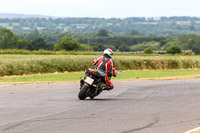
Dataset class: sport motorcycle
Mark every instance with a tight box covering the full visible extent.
[78,68,121,100]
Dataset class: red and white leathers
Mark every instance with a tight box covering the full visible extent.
[91,54,116,90]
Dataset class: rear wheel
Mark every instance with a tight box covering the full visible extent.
[90,95,95,99]
[78,85,89,100]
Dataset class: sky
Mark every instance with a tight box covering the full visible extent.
[0,0,200,18]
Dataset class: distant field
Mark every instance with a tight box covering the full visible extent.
[0,54,200,76]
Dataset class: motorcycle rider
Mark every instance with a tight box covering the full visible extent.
[91,48,116,91]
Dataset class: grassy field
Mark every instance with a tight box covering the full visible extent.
[1,54,200,76]
[0,70,200,84]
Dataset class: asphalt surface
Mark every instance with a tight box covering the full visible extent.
[0,79,200,133]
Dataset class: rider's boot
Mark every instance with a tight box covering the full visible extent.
[102,86,113,91]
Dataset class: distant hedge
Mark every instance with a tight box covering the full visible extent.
[0,54,200,76]
[0,49,100,55]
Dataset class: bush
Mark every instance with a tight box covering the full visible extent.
[144,48,153,54]
[54,36,80,51]
[183,51,193,55]
[166,45,182,54]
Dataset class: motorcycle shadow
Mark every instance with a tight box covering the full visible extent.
[86,98,119,101]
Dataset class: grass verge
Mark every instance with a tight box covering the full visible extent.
[0,69,200,85]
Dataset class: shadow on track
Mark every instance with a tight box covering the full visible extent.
[85,98,120,101]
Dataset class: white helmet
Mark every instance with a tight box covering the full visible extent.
[104,48,113,58]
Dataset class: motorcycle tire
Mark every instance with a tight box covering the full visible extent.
[78,85,89,100]
[90,96,94,99]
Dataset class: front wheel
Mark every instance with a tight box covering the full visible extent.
[78,85,89,100]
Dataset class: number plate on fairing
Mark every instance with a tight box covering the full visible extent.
[84,76,94,85]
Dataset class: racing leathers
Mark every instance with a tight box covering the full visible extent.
[91,54,116,90]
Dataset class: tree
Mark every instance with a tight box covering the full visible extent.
[54,36,80,51]
[27,29,40,40]
[45,42,55,50]
[0,28,18,49]
[118,44,130,52]
[187,38,200,54]
[111,40,125,49]
[93,44,107,51]
[97,29,109,37]
[178,34,200,54]
[130,41,160,52]
[30,37,46,50]
[16,38,29,49]
[144,48,153,54]
[160,40,167,47]
[106,45,117,51]
[79,44,93,51]
[129,29,140,36]
[130,44,150,51]
[166,45,182,54]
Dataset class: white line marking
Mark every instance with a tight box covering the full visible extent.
[185,127,200,133]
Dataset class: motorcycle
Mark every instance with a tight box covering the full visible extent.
[78,68,121,100]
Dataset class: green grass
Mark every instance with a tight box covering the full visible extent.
[120,69,200,79]
[0,69,200,83]
[0,72,81,82]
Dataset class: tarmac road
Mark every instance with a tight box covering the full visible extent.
[0,79,200,133]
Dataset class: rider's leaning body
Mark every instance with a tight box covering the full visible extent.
[91,48,116,90]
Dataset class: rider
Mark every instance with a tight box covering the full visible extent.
[91,48,116,90]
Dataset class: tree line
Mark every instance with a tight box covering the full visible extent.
[1,28,200,54]
[1,16,200,36]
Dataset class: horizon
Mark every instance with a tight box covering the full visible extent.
[0,13,200,19]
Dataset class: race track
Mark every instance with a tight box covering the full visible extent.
[0,79,200,133]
